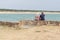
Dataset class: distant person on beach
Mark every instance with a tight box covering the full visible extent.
[39,12,45,21]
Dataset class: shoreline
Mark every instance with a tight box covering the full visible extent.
[0,12,60,14]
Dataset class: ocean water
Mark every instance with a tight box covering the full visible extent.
[45,14,60,21]
[0,14,60,22]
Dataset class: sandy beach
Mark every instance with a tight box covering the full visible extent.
[0,11,60,40]
[0,25,60,40]
[0,11,60,14]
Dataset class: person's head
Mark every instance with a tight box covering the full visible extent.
[41,12,44,14]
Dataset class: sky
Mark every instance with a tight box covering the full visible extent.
[0,0,60,11]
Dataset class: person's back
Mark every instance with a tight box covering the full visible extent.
[40,12,45,20]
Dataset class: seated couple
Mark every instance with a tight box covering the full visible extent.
[35,12,45,21]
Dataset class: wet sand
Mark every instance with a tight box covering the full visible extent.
[0,25,60,40]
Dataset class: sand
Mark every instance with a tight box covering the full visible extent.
[0,12,60,14]
[0,25,60,40]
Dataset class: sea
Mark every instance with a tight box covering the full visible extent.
[0,13,60,22]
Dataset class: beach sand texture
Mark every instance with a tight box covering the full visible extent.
[0,25,60,40]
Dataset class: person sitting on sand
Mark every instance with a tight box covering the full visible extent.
[40,12,45,21]
[35,13,40,21]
